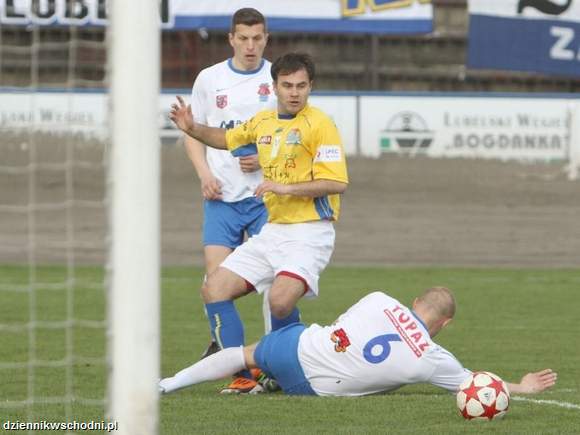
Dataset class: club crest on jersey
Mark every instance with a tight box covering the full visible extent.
[285,128,302,145]
[216,94,228,109]
[257,83,271,102]
[330,328,351,353]
[284,157,296,169]
[258,135,272,145]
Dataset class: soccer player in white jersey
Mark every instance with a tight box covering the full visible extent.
[184,9,282,368]
[160,287,557,396]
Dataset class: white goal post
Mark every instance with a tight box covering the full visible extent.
[108,1,160,434]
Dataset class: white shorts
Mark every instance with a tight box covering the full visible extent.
[220,221,335,298]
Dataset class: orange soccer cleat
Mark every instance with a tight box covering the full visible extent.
[220,376,264,394]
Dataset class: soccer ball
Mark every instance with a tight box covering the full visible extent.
[456,371,510,420]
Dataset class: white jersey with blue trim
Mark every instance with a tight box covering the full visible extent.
[191,58,276,202]
[297,291,472,397]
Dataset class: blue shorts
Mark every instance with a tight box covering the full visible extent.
[202,197,268,248]
[254,323,317,396]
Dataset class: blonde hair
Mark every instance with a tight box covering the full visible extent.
[417,286,456,319]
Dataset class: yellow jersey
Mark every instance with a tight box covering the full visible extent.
[226,105,348,224]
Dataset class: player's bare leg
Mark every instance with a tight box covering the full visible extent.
[243,343,259,368]
[202,267,251,303]
[268,274,305,325]
[247,275,304,393]
[201,245,273,358]
[204,245,232,276]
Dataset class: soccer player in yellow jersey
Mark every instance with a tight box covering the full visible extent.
[170,52,348,393]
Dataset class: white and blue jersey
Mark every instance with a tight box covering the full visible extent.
[255,292,471,396]
[191,58,276,202]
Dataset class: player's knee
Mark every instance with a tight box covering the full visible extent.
[269,299,293,319]
[200,279,215,302]
[201,269,249,302]
[201,272,229,302]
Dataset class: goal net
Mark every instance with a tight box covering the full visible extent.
[0,2,160,434]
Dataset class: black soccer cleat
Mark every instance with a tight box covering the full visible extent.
[200,340,220,360]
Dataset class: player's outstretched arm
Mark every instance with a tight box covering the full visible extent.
[505,369,557,394]
[184,135,223,200]
[169,96,228,150]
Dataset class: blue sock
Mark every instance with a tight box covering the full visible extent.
[205,300,252,379]
[271,307,301,331]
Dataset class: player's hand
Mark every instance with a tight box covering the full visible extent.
[169,96,195,134]
[254,180,290,197]
[239,154,261,173]
[200,174,223,200]
[517,369,557,394]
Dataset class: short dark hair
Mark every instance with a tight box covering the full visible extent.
[271,52,315,82]
[231,8,267,33]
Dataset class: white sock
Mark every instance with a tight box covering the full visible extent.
[160,346,246,393]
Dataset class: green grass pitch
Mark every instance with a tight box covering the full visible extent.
[1,266,579,434]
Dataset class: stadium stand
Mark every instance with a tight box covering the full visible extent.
[1,0,579,92]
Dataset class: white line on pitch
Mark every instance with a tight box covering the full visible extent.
[512,396,580,410]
